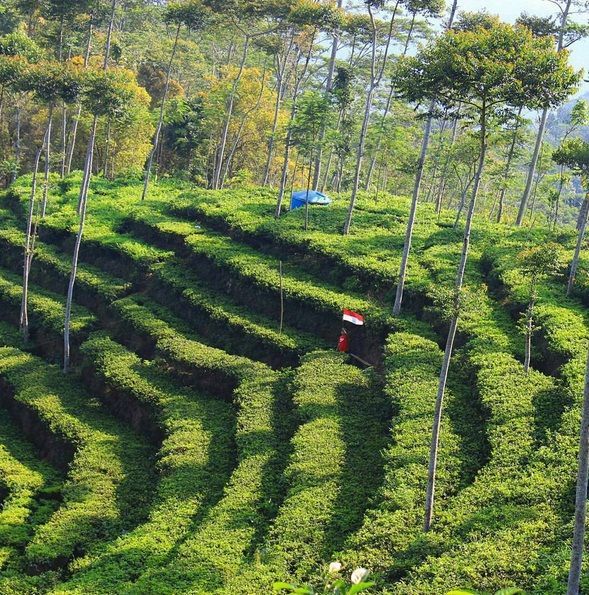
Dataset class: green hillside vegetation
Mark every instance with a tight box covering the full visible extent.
[0,171,586,593]
[3,0,589,593]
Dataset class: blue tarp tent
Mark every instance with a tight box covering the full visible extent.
[290,190,332,210]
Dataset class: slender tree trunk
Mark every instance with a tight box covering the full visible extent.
[336,154,344,192]
[262,45,291,186]
[392,0,459,314]
[64,115,97,372]
[262,77,283,185]
[424,109,487,531]
[275,38,315,218]
[12,104,21,183]
[312,0,342,189]
[524,292,535,373]
[497,108,523,224]
[453,167,476,228]
[435,109,460,213]
[61,101,67,177]
[142,22,181,200]
[20,138,46,339]
[64,0,116,372]
[425,117,448,204]
[517,0,572,227]
[529,171,543,224]
[567,193,589,296]
[289,151,300,199]
[66,18,93,175]
[577,198,589,232]
[221,64,267,188]
[393,113,433,315]
[212,34,250,190]
[319,109,343,192]
[364,13,416,192]
[453,193,466,228]
[552,166,566,230]
[41,106,53,217]
[342,86,375,234]
[320,35,359,194]
[102,2,116,71]
[275,125,294,218]
[567,342,589,595]
[103,119,111,177]
[343,3,398,235]
[66,104,83,175]
[431,118,452,211]
[304,156,313,231]
[55,18,67,179]
[57,15,65,62]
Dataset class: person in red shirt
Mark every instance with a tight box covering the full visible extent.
[337,328,350,353]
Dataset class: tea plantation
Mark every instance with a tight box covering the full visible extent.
[0,174,588,594]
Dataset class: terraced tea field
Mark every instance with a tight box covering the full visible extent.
[0,174,588,594]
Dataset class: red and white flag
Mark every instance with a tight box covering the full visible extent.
[342,309,365,326]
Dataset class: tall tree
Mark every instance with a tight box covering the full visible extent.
[392,0,458,316]
[43,0,92,177]
[274,2,342,217]
[494,107,526,224]
[20,62,80,339]
[65,6,94,175]
[141,0,209,200]
[64,0,118,373]
[274,33,315,217]
[0,31,41,181]
[553,138,589,296]
[311,0,343,190]
[288,90,331,229]
[261,31,296,186]
[516,0,589,226]
[394,17,579,531]
[207,0,293,190]
[552,99,589,228]
[364,0,445,193]
[517,243,564,373]
[342,0,398,235]
[568,341,589,595]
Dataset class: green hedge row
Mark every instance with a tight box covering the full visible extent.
[149,262,325,367]
[396,351,558,594]
[2,182,173,284]
[419,239,523,358]
[382,239,577,593]
[168,189,434,297]
[0,225,131,309]
[122,209,393,344]
[480,243,589,592]
[0,323,154,571]
[226,351,389,592]
[2,187,322,368]
[341,332,469,582]
[0,409,61,568]
[482,243,588,375]
[107,295,269,397]
[129,356,293,594]
[56,333,235,593]
[0,267,95,362]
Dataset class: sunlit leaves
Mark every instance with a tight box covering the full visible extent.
[553,137,589,184]
[395,20,581,113]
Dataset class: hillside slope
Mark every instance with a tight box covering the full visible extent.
[0,174,586,594]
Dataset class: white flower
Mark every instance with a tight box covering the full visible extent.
[328,561,342,574]
[350,567,369,584]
